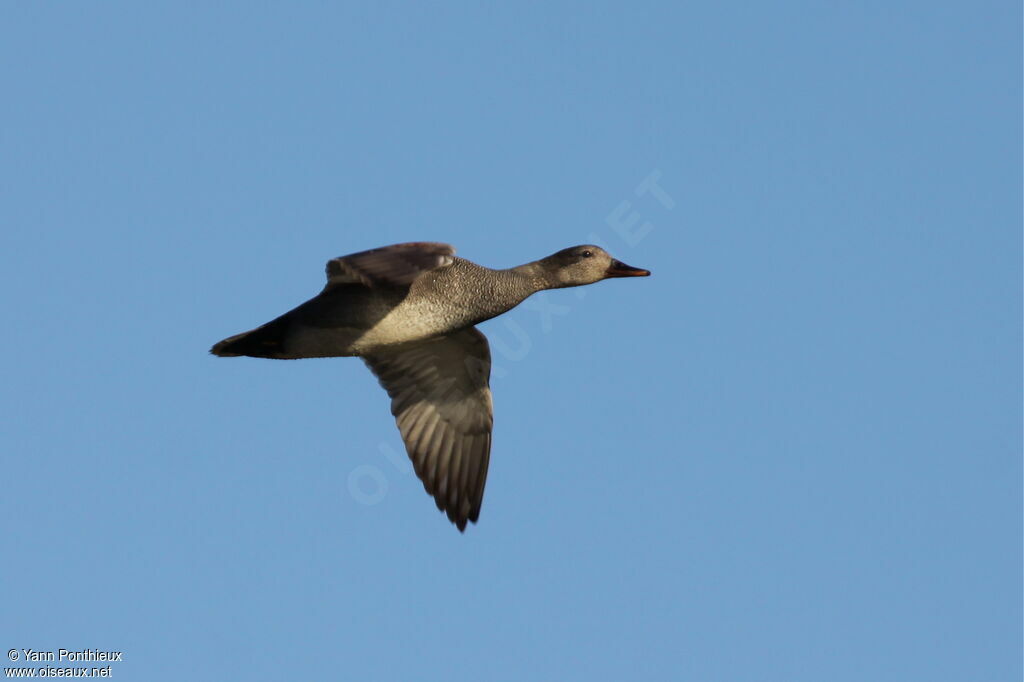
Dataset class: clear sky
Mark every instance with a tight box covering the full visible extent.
[2,3,1020,681]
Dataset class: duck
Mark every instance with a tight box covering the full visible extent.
[211,242,650,531]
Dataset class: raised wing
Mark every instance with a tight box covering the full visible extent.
[362,327,493,531]
[326,242,456,288]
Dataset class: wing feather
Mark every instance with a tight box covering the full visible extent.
[362,327,493,532]
[326,242,455,288]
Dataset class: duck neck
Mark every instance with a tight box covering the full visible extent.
[505,261,556,295]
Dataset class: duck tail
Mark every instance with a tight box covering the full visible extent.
[210,317,289,359]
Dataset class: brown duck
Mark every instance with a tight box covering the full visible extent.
[211,242,650,531]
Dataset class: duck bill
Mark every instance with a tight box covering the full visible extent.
[605,259,651,278]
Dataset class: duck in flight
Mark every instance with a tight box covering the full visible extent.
[211,242,650,531]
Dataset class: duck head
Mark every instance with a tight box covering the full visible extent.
[540,245,651,288]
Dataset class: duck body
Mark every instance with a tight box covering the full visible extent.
[211,242,649,530]
[225,257,540,359]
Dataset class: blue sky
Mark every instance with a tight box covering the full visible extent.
[2,2,1019,680]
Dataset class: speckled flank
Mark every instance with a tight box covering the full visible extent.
[288,258,542,357]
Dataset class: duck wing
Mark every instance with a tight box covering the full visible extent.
[326,242,456,289]
[362,327,493,531]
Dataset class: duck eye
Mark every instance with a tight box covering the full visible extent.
[581,250,593,258]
